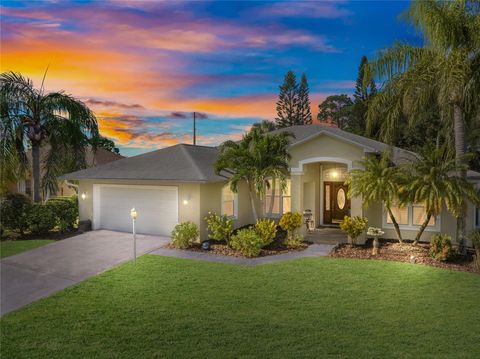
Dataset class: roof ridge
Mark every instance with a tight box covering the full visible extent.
[179,144,206,180]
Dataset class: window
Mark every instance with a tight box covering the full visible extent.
[265,178,291,216]
[385,203,437,229]
[222,185,237,218]
[476,206,480,229]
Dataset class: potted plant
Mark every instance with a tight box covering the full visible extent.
[339,216,368,246]
[367,227,384,255]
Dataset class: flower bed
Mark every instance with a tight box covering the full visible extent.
[330,241,477,273]
[166,240,310,258]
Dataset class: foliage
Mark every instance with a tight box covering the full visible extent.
[339,216,368,245]
[229,227,264,257]
[279,212,303,247]
[47,196,78,232]
[250,120,276,134]
[215,129,292,221]
[254,219,277,246]
[401,145,480,244]
[346,155,404,242]
[367,227,384,236]
[284,233,304,249]
[467,230,480,272]
[317,94,353,129]
[0,193,31,234]
[0,71,99,202]
[27,204,56,235]
[429,234,454,262]
[275,71,311,128]
[171,222,199,249]
[90,136,120,154]
[204,212,233,242]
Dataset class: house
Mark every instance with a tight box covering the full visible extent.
[10,147,124,200]
[63,125,480,243]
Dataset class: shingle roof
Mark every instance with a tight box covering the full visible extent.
[61,144,225,182]
[269,125,417,164]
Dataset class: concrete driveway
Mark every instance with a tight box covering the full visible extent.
[1,230,168,316]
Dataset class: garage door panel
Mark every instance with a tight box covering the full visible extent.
[95,185,178,236]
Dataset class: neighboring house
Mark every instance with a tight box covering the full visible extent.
[63,125,480,243]
[10,147,124,200]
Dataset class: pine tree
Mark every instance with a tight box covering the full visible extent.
[275,71,299,128]
[296,74,312,125]
[350,56,377,135]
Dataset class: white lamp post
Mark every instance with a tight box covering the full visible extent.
[130,207,138,264]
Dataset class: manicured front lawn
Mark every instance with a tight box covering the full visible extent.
[1,256,479,358]
[0,240,54,259]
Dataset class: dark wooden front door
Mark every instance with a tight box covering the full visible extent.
[323,182,350,225]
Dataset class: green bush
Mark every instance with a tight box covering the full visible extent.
[47,196,78,232]
[467,230,480,271]
[229,228,264,257]
[339,216,368,245]
[279,212,303,247]
[204,212,233,242]
[171,222,199,249]
[429,234,454,262]
[0,193,32,234]
[254,219,277,246]
[27,204,56,235]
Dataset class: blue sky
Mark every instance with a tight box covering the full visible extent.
[1,0,422,156]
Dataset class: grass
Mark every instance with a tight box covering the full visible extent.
[0,239,54,258]
[1,256,479,358]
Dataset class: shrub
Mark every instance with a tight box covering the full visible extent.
[27,204,56,235]
[204,212,233,242]
[47,196,78,232]
[279,212,304,248]
[254,219,277,246]
[171,222,199,249]
[467,230,480,271]
[229,228,264,257]
[0,193,32,234]
[429,234,454,262]
[339,216,368,245]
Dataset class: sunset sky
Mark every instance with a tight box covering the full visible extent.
[1,0,421,156]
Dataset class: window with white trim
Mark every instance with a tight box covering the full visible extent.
[265,178,291,216]
[475,206,480,229]
[221,185,237,218]
[385,203,437,228]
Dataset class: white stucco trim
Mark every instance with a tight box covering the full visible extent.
[291,157,353,173]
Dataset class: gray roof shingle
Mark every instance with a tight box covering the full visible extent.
[61,144,225,182]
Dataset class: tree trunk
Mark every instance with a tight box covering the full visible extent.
[453,103,467,254]
[31,141,42,203]
[386,206,403,243]
[413,213,432,245]
[267,178,276,218]
[248,182,258,222]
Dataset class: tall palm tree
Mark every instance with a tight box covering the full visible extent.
[1,72,99,202]
[215,129,292,221]
[251,120,277,134]
[401,145,480,244]
[366,0,480,249]
[346,155,405,243]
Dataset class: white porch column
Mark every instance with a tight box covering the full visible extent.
[350,194,366,244]
[290,172,305,235]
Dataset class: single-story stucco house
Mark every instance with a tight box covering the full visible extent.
[63,125,480,243]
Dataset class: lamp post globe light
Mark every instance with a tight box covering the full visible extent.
[130,208,138,264]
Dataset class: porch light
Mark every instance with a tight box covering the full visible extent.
[81,192,87,200]
[183,195,191,205]
[331,171,339,179]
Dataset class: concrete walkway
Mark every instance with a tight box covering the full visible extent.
[150,243,335,265]
[1,230,168,316]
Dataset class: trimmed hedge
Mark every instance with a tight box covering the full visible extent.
[0,193,31,234]
[47,196,78,232]
[27,203,56,235]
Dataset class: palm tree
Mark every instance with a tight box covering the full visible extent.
[251,120,277,134]
[401,145,480,244]
[1,72,99,202]
[346,155,405,243]
[366,0,480,250]
[215,129,292,221]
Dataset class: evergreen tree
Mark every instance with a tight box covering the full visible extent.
[296,74,312,125]
[275,70,298,128]
[350,56,377,135]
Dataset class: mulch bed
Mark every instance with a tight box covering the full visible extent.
[330,240,478,274]
[165,240,311,258]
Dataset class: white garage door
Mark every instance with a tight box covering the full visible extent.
[93,185,178,236]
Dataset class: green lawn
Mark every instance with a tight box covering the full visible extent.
[1,256,479,358]
[0,239,54,258]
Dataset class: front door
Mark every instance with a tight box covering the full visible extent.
[323,182,350,225]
